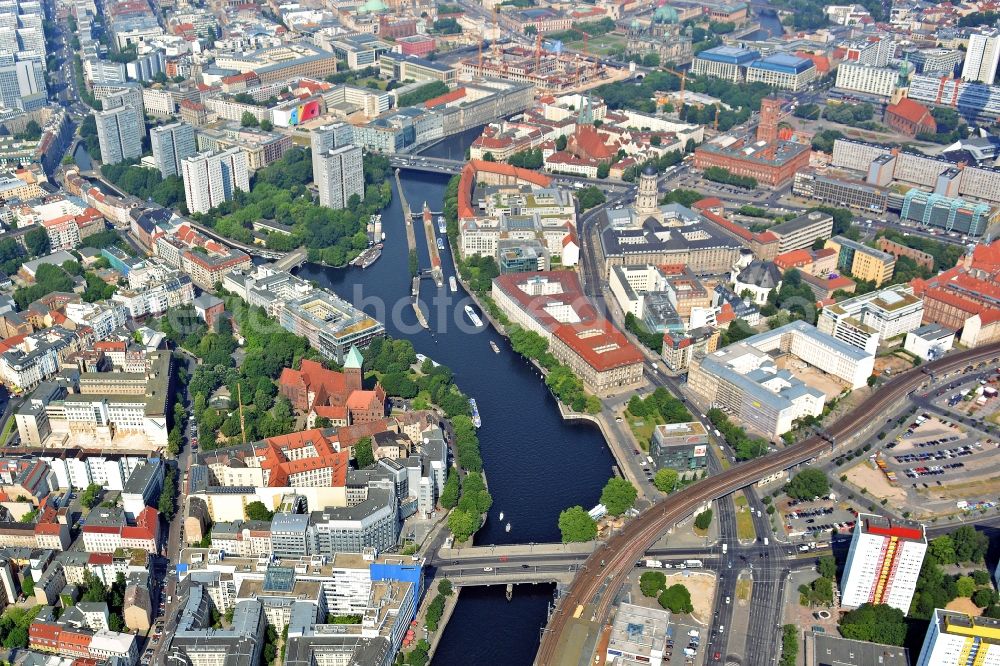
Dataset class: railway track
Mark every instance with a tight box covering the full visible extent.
[535,342,1000,664]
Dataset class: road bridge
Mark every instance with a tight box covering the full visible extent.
[271,247,308,272]
[534,342,1000,665]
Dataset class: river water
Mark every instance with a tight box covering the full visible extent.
[744,8,785,40]
[297,166,617,664]
[298,170,616,546]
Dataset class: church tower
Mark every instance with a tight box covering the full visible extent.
[635,165,659,218]
[344,345,364,392]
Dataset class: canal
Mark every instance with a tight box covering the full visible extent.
[745,8,785,39]
[296,150,618,665]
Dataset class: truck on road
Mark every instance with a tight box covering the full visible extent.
[683,559,703,568]
[645,559,663,568]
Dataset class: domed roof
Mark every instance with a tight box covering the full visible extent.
[654,5,678,23]
[642,164,657,176]
[358,0,387,13]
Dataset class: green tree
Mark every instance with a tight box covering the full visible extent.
[24,227,50,257]
[653,468,679,493]
[245,501,274,522]
[425,594,446,631]
[447,508,480,542]
[576,186,606,211]
[240,111,259,127]
[20,575,33,598]
[779,625,798,666]
[657,584,693,613]
[972,588,996,608]
[838,603,907,646]
[694,509,713,530]
[928,535,957,564]
[438,579,453,596]
[596,162,610,179]
[558,505,597,543]
[957,575,976,597]
[952,525,989,563]
[785,468,830,501]
[354,437,375,468]
[439,468,460,509]
[639,571,666,597]
[158,469,176,520]
[80,483,102,508]
[972,570,991,586]
[600,477,637,516]
[818,556,837,580]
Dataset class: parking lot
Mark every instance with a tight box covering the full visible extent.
[779,497,858,540]
[884,414,999,487]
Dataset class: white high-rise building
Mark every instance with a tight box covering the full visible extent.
[310,123,354,188]
[840,514,927,614]
[150,122,197,178]
[0,53,47,111]
[916,610,1000,666]
[962,30,1000,84]
[181,149,250,215]
[95,106,143,165]
[98,85,146,138]
[315,144,364,210]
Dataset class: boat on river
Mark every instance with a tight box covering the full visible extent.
[464,305,483,328]
[437,216,446,233]
[490,341,500,353]
[437,237,445,250]
[469,398,482,428]
[505,523,511,533]
[449,276,457,292]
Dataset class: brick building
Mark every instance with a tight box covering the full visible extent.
[278,348,386,426]
[884,98,937,137]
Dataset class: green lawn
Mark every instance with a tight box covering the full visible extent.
[0,416,16,446]
[563,34,626,57]
[626,410,655,450]
[734,493,757,542]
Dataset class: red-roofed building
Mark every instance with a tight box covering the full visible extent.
[456,159,552,221]
[912,239,1000,347]
[492,271,644,394]
[885,98,936,137]
[567,125,617,163]
[278,356,385,427]
[423,87,466,109]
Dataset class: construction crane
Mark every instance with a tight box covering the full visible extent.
[714,102,720,131]
[535,32,542,70]
[662,66,687,107]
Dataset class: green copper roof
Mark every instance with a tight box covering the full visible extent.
[344,345,364,369]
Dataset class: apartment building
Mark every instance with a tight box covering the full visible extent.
[962,30,1000,84]
[841,514,926,613]
[818,285,924,352]
[767,211,834,254]
[916,611,1000,666]
[834,62,899,98]
[195,125,292,172]
[315,144,364,210]
[81,505,160,553]
[826,235,895,286]
[94,106,143,165]
[150,121,197,178]
[180,148,249,214]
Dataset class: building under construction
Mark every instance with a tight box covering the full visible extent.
[459,44,617,94]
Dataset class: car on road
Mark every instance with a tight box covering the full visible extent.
[483,567,493,572]
[725,596,730,604]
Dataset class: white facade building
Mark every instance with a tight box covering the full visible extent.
[150,121,197,178]
[916,610,1000,666]
[835,62,899,98]
[94,106,143,165]
[818,285,924,353]
[181,148,250,214]
[840,513,927,613]
[314,144,364,210]
[962,30,1000,84]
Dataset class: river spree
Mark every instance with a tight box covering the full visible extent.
[298,170,617,546]
[297,169,613,664]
